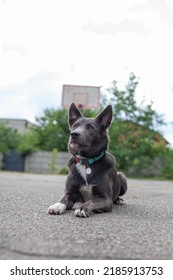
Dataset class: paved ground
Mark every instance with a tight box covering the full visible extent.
[0,172,173,260]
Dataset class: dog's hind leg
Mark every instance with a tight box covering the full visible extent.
[113,172,127,205]
[113,197,125,205]
[117,172,127,196]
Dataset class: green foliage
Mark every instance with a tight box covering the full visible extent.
[59,166,69,175]
[0,123,39,155]
[108,72,165,129]
[48,148,58,174]
[17,130,39,155]
[0,124,19,153]
[107,73,172,178]
[81,108,99,118]
[34,108,69,151]
[109,120,168,176]
[161,149,173,179]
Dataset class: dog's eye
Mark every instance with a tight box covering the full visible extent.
[72,124,78,129]
[86,124,95,130]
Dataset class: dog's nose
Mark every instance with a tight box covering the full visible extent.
[71,132,80,139]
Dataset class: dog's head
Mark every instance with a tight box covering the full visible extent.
[68,103,113,157]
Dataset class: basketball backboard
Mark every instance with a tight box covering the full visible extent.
[62,84,100,109]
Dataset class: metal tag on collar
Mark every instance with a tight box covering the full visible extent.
[86,166,92,175]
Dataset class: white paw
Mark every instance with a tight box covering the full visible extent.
[48,202,66,215]
[74,208,89,218]
[114,198,125,205]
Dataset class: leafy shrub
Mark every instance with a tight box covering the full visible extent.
[59,166,69,175]
[48,148,58,174]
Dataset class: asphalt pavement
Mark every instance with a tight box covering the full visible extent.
[0,172,173,260]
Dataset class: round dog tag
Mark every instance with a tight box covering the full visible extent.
[86,167,92,175]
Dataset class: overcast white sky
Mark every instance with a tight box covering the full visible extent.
[0,0,173,145]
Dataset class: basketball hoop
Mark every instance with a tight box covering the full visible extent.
[62,84,100,109]
[78,104,84,110]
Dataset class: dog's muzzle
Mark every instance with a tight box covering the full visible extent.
[71,132,80,140]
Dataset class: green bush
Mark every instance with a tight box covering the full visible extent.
[59,166,69,175]
[0,124,19,153]
[17,131,39,155]
[161,149,173,179]
[48,148,58,174]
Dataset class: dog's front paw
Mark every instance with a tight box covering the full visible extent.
[48,202,66,215]
[74,207,90,218]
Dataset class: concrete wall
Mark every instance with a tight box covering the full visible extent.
[127,157,163,177]
[25,151,70,174]
[0,150,164,177]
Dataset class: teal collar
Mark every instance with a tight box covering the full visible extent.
[75,151,106,165]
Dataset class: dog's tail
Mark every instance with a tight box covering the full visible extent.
[117,172,127,196]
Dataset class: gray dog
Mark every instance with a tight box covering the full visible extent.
[48,103,127,217]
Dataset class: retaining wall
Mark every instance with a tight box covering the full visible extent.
[25,151,70,174]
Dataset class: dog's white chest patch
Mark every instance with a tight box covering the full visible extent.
[75,163,87,182]
[75,163,94,201]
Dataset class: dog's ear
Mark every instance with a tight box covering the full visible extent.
[68,103,83,127]
[95,105,113,129]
